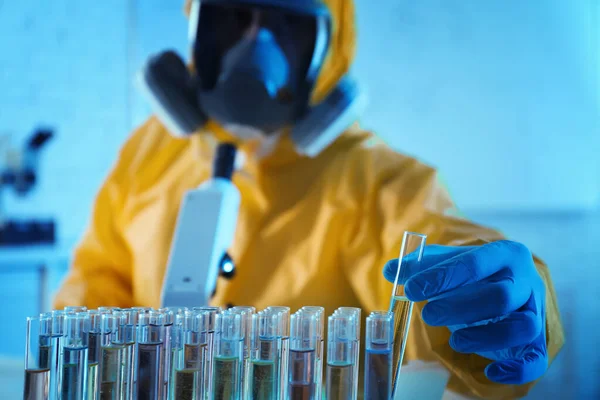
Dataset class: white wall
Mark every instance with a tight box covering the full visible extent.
[353,0,599,211]
[0,0,598,244]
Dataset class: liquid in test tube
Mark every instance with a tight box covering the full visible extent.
[265,306,290,400]
[61,312,90,400]
[364,312,393,400]
[249,311,278,400]
[172,309,209,400]
[211,311,244,400]
[288,311,318,400]
[389,232,427,398]
[24,316,51,400]
[135,310,165,400]
[326,311,359,400]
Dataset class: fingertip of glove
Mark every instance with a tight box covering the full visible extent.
[383,259,399,282]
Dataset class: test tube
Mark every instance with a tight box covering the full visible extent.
[113,309,138,399]
[135,310,165,400]
[265,306,290,400]
[333,307,361,398]
[326,312,359,400]
[61,312,90,400]
[193,306,221,399]
[300,307,324,397]
[51,310,66,399]
[98,312,126,400]
[288,311,318,400]
[248,311,277,400]
[389,232,427,398]
[172,309,209,400]
[212,311,244,400]
[158,307,178,399]
[364,312,393,400]
[230,306,255,398]
[86,311,102,399]
[24,316,51,400]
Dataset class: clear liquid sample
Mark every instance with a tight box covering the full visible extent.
[250,360,276,400]
[136,342,163,400]
[162,324,173,400]
[174,368,201,400]
[212,355,240,400]
[390,295,413,385]
[99,345,124,400]
[204,331,214,400]
[61,346,89,400]
[87,362,98,399]
[121,342,135,400]
[326,362,353,400]
[288,349,315,400]
[364,348,392,400]
[24,368,50,400]
[276,337,290,400]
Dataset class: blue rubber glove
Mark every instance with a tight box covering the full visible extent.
[383,240,548,385]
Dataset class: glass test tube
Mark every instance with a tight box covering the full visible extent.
[333,307,361,400]
[135,310,165,400]
[364,312,393,400]
[231,307,255,399]
[51,310,66,399]
[389,232,427,398]
[193,306,221,400]
[172,309,209,400]
[249,311,278,400]
[173,311,209,400]
[326,312,359,400]
[86,311,102,400]
[61,312,90,400]
[158,308,178,399]
[98,312,126,400]
[212,311,244,400]
[300,307,324,398]
[24,316,51,400]
[288,311,318,400]
[113,309,138,400]
[266,306,290,400]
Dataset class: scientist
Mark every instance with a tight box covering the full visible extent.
[54,0,564,398]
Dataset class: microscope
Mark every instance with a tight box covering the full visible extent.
[0,128,55,246]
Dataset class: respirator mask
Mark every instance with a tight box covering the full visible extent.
[137,0,366,157]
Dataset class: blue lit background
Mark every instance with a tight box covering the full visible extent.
[0,1,597,398]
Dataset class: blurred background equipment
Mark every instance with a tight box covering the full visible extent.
[0,127,55,246]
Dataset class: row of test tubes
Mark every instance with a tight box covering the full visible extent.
[23,304,400,400]
[23,233,425,400]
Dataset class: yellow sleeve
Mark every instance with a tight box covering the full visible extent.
[52,122,149,310]
[341,158,564,399]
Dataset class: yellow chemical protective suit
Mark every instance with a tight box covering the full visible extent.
[54,0,564,398]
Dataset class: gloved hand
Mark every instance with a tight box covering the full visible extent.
[383,240,548,385]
